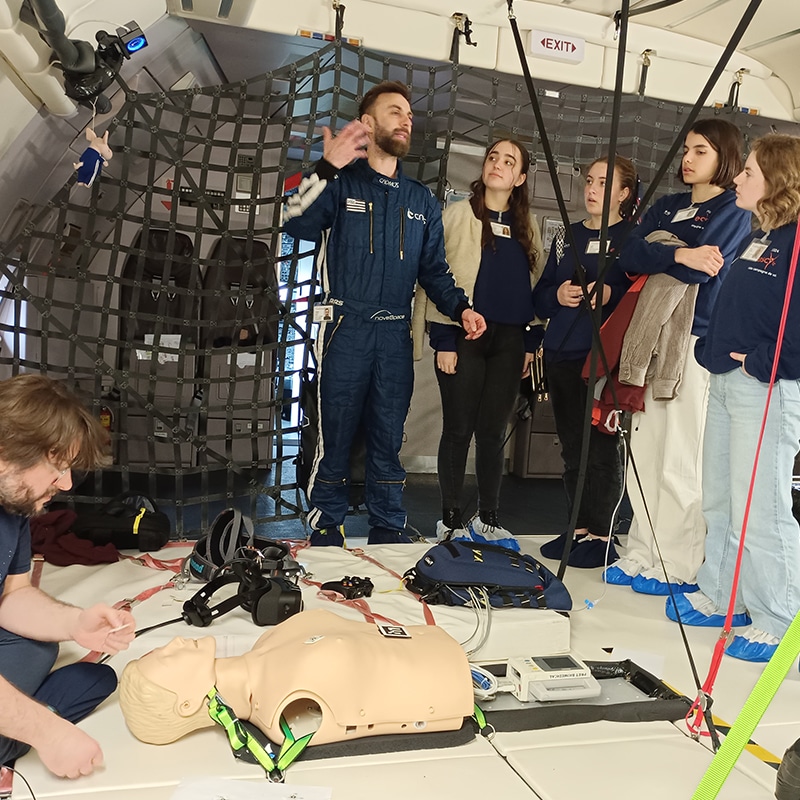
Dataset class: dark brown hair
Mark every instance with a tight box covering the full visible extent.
[749,134,800,230]
[587,155,639,220]
[0,374,111,471]
[678,118,744,189]
[469,139,538,271]
[358,81,411,118]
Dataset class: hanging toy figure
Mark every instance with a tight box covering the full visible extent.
[73,128,113,187]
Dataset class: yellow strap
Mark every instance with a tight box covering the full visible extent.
[132,507,146,535]
[692,611,800,798]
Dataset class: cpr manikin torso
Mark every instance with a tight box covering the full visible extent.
[120,609,473,746]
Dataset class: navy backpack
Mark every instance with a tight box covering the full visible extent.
[404,540,572,611]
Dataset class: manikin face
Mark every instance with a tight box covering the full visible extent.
[681,132,720,187]
[0,455,74,517]
[363,92,413,158]
[584,161,630,222]
[482,141,527,194]
[733,150,767,218]
[139,636,218,706]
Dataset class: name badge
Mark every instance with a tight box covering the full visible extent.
[740,239,770,261]
[490,221,512,238]
[671,205,698,223]
[313,304,334,323]
[585,239,611,254]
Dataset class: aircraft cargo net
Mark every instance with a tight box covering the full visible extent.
[0,40,773,536]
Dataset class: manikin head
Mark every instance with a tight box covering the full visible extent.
[119,636,218,744]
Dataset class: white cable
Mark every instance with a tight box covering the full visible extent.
[461,587,496,657]
[577,429,629,612]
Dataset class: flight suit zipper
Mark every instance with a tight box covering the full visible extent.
[368,202,374,254]
[399,207,405,261]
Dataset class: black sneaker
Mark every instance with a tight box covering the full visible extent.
[540,531,588,559]
[309,525,345,547]
[367,527,417,544]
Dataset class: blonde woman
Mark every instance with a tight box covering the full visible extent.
[667,134,800,662]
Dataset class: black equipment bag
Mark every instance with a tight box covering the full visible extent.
[404,540,572,611]
[186,507,298,583]
[296,369,366,509]
[72,492,171,552]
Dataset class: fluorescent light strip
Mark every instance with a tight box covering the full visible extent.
[665,0,735,30]
[741,28,800,51]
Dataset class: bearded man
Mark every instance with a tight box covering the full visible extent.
[283,81,486,546]
[0,375,135,779]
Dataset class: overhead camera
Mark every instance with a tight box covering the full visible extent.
[21,1,148,112]
[117,22,148,55]
[97,21,149,59]
[62,20,148,112]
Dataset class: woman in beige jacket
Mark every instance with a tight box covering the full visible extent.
[412,139,544,545]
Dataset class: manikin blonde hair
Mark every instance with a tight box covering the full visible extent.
[119,659,214,744]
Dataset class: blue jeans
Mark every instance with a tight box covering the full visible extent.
[0,628,117,765]
[697,369,800,638]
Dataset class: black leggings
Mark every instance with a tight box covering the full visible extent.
[435,323,525,512]
[545,356,622,535]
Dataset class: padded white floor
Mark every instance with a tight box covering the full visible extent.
[8,535,798,800]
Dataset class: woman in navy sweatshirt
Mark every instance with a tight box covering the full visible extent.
[604,119,752,595]
[534,156,637,568]
[666,134,800,662]
[412,139,544,547]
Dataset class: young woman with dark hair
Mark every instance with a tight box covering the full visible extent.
[604,118,752,594]
[412,139,544,547]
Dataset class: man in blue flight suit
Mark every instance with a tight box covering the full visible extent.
[284,81,486,545]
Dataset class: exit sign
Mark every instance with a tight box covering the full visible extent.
[528,29,585,64]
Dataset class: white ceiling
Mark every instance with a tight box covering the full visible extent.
[533,0,798,97]
[170,0,800,120]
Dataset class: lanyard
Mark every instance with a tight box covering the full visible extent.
[206,688,315,782]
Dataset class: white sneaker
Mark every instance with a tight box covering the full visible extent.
[468,517,520,552]
[435,520,470,542]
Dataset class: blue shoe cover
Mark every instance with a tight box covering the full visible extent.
[632,574,699,596]
[725,634,778,663]
[467,519,520,552]
[665,593,751,627]
[602,565,633,586]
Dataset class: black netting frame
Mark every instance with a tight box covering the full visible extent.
[0,39,790,537]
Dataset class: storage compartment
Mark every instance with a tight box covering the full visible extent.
[511,397,562,479]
